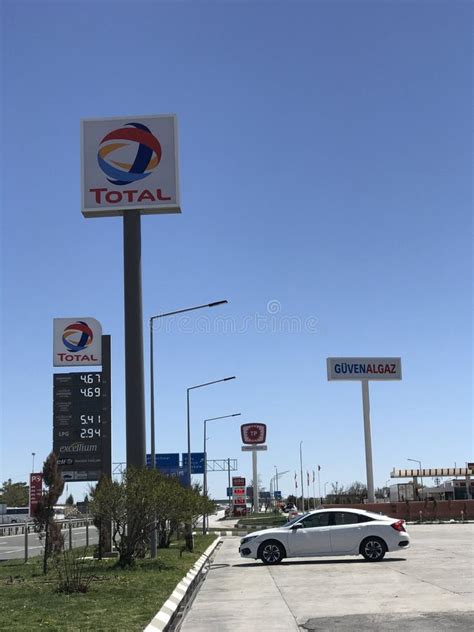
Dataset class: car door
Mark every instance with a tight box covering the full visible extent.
[287,512,332,557]
[329,511,363,553]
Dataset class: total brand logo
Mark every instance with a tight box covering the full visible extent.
[92,122,171,206]
[58,321,98,363]
[97,122,161,185]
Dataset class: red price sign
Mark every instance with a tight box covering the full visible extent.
[233,487,246,496]
[29,473,43,517]
[233,497,246,505]
[232,477,246,486]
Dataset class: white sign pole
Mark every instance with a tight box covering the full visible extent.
[327,357,402,504]
[361,379,375,503]
[252,448,259,513]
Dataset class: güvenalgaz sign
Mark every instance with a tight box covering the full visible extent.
[327,357,402,381]
[81,115,180,217]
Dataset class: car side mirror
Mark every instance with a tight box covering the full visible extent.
[291,523,303,530]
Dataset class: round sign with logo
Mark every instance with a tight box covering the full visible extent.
[241,423,267,445]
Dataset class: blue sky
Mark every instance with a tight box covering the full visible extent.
[1,0,472,502]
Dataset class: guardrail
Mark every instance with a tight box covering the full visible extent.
[0,517,94,537]
[0,517,97,563]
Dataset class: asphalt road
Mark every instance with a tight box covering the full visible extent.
[0,525,98,561]
[180,523,474,631]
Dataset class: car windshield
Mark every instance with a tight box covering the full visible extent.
[284,513,308,526]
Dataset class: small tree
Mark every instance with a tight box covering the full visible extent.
[0,479,29,506]
[33,453,65,574]
[91,468,158,568]
[91,468,215,564]
[66,494,74,506]
[347,481,368,503]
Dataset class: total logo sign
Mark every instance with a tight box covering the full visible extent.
[81,115,180,218]
[53,318,102,366]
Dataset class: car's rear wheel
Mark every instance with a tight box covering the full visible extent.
[360,536,387,562]
[258,540,285,565]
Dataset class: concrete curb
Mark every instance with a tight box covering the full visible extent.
[144,536,222,632]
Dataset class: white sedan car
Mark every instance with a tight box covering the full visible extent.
[239,508,410,564]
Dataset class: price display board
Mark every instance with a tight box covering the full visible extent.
[29,473,43,517]
[53,371,111,481]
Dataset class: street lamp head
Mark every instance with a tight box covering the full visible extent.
[208,300,228,308]
[224,376,236,381]
[204,412,241,422]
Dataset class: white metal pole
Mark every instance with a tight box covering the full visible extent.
[203,419,207,534]
[252,449,258,513]
[361,379,375,503]
[299,442,305,511]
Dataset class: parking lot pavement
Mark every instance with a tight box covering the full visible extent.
[180,524,474,631]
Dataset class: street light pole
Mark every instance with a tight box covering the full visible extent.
[187,377,236,485]
[299,441,304,512]
[150,300,228,469]
[184,377,236,551]
[203,413,241,533]
[274,466,279,507]
[149,299,228,558]
[31,453,35,473]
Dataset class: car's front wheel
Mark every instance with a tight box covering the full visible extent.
[258,540,285,565]
[360,536,387,562]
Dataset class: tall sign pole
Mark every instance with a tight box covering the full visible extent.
[361,379,374,502]
[327,357,402,503]
[123,212,146,466]
[252,449,258,513]
[241,423,267,514]
[81,115,181,469]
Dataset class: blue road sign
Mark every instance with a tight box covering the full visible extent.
[274,491,282,500]
[168,466,190,487]
[182,452,205,474]
[226,487,232,497]
[146,453,180,472]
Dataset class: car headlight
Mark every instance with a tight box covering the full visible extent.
[240,535,257,545]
